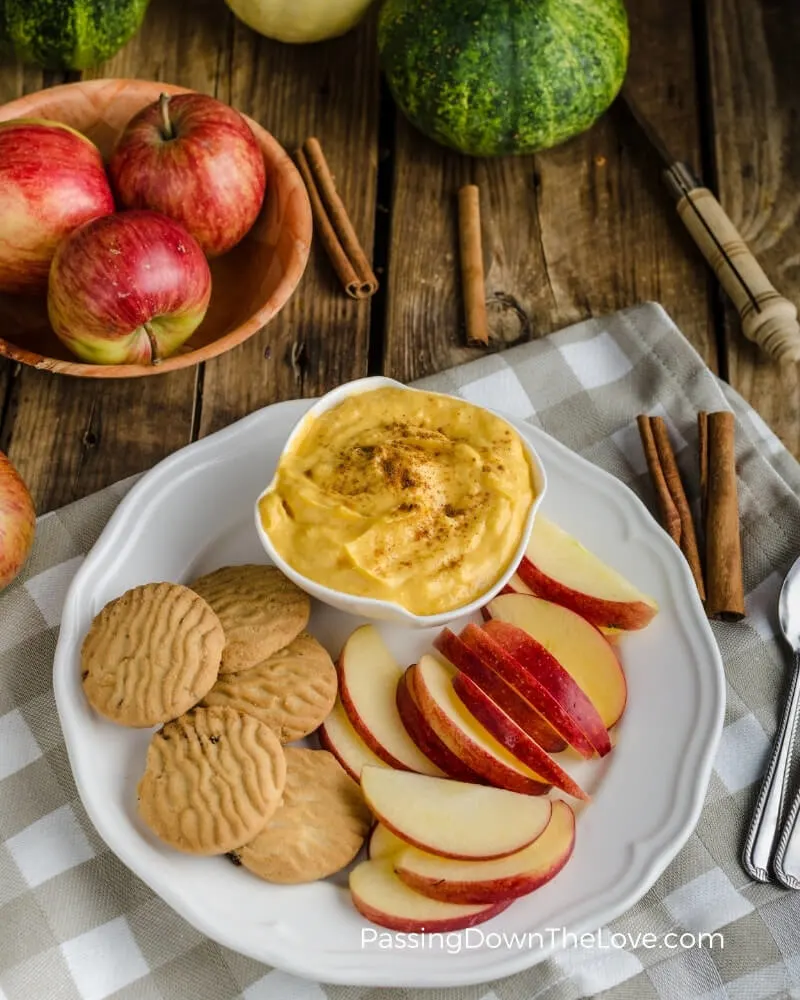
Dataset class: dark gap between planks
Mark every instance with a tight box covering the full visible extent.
[191,10,236,443]
[367,76,397,376]
[690,0,731,383]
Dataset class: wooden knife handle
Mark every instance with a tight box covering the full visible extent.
[674,184,800,362]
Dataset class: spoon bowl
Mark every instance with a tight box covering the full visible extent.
[779,555,800,650]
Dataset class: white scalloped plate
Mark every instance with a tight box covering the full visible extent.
[53,397,725,988]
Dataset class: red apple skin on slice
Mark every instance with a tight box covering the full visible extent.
[480,620,612,756]
[486,593,628,729]
[434,629,566,753]
[318,697,390,783]
[360,765,552,860]
[518,554,651,630]
[500,574,623,642]
[396,667,485,783]
[395,798,576,904]
[459,624,597,759]
[517,516,658,631]
[350,859,511,933]
[337,625,444,775]
[412,657,552,796]
[451,673,588,801]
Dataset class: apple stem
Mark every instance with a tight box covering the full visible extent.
[143,323,161,365]
[158,93,174,141]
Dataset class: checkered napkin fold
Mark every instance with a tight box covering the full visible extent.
[3,302,800,1000]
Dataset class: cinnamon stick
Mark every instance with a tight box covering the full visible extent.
[650,417,706,600]
[700,411,745,620]
[698,410,709,526]
[637,415,681,545]
[637,415,705,599]
[295,138,378,299]
[458,185,489,345]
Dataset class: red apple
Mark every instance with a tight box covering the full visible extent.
[459,624,597,759]
[0,452,35,591]
[360,766,552,860]
[48,211,212,365]
[0,119,114,293]
[318,696,390,782]
[481,619,612,756]
[337,625,444,775]
[395,798,576,905]
[434,629,566,753]
[396,667,485,783]
[517,515,658,631]
[412,656,551,796]
[451,672,588,801]
[350,858,511,933]
[485,593,628,729]
[108,93,266,257]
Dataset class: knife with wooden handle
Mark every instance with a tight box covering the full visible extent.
[620,89,800,364]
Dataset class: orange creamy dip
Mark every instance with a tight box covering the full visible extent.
[259,387,536,615]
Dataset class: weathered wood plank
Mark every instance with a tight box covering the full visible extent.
[382,0,717,384]
[0,0,229,511]
[196,14,380,437]
[705,0,800,458]
[0,60,48,460]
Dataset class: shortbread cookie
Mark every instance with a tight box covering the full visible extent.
[137,706,286,855]
[201,632,337,743]
[232,748,371,883]
[81,582,224,728]
[190,565,310,674]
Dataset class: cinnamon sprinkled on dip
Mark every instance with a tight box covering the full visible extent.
[259,387,536,615]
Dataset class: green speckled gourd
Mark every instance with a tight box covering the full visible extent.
[0,0,150,70]
[378,0,629,157]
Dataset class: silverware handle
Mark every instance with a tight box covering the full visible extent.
[669,168,800,364]
[742,653,800,881]
[773,748,800,888]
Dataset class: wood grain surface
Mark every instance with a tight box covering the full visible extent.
[196,12,379,438]
[705,0,800,456]
[381,0,716,381]
[0,0,797,513]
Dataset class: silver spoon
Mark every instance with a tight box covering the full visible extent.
[743,554,800,883]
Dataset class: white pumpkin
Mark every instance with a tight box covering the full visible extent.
[225,0,375,43]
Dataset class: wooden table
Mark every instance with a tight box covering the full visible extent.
[1,0,798,515]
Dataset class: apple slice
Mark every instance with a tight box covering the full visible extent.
[501,572,622,640]
[318,697,390,782]
[504,572,534,596]
[396,666,484,782]
[480,620,612,756]
[486,593,627,728]
[360,765,552,860]
[434,629,566,753]
[517,515,658,631]
[413,655,552,795]
[350,859,510,932]
[338,625,443,776]
[396,798,576,904]
[369,823,407,860]
[460,624,598,758]
[451,673,588,800]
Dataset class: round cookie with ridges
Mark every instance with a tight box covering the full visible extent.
[137,706,287,856]
[189,565,310,674]
[81,582,225,728]
[231,748,372,883]
[201,632,337,743]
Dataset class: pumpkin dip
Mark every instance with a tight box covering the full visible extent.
[259,387,536,615]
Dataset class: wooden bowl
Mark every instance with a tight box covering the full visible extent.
[0,79,312,378]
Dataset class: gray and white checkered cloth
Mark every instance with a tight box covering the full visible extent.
[3,302,800,1000]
